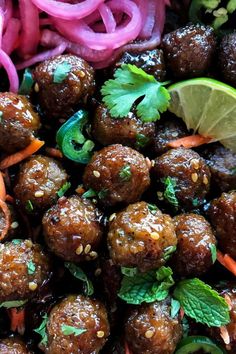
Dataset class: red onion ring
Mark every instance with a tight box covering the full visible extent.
[0,49,19,92]
[2,18,21,54]
[98,3,116,33]
[139,0,156,39]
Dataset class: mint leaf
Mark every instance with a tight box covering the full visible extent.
[161,177,179,209]
[53,62,72,83]
[34,313,48,346]
[19,68,34,95]
[27,260,36,275]
[57,182,71,198]
[65,262,94,296]
[0,300,27,309]
[61,324,86,336]
[210,244,217,264]
[101,64,170,122]
[118,266,174,305]
[171,298,181,318]
[173,278,230,327]
[119,165,132,181]
[121,267,138,277]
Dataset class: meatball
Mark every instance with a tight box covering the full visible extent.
[33,54,95,119]
[201,143,236,193]
[0,93,40,154]
[154,116,188,155]
[125,298,182,354]
[0,336,30,354]
[162,24,216,79]
[153,148,211,209]
[14,155,68,213]
[42,295,110,354]
[208,284,236,353]
[208,192,236,258]
[0,204,21,241]
[0,240,51,302]
[219,32,236,87]
[172,213,216,276]
[43,195,103,263]
[114,49,166,81]
[83,144,150,207]
[107,202,177,272]
[92,104,155,150]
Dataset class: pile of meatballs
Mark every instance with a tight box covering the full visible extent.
[0,18,235,354]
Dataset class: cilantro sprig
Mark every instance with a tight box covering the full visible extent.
[101,64,170,122]
[34,314,49,346]
[53,62,72,83]
[161,177,179,209]
[61,324,86,336]
[65,262,94,296]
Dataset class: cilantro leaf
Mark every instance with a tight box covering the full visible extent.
[61,324,86,336]
[101,64,170,122]
[173,278,230,327]
[118,266,174,305]
[57,182,71,198]
[34,314,49,346]
[27,260,36,275]
[161,177,179,209]
[171,298,181,318]
[210,244,217,264]
[53,62,72,83]
[121,267,138,277]
[19,68,34,95]
[119,165,132,181]
[0,300,27,309]
[65,262,94,296]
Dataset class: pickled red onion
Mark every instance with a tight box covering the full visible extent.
[0,49,19,92]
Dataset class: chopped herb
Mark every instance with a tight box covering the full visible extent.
[0,112,3,122]
[173,278,230,327]
[65,262,94,296]
[231,167,236,175]
[171,298,181,318]
[57,182,71,198]
[0,300,27,309]
[25,200,34,212]
[53,61,72,83]
[119,165,132,181]
[19,68,34,95]
[34,313,49,346]
[148,203,158,215]
[27,260,36,275]
[118,266,174,305]
[182,316,190,338]
[98,189,108,200]
[12,239,22,245]
[61,324,86,336]
[101,64,170,122]
[192,198,200,207]
[82,188,97,199]
[210,244,217,264]
[163,245,177,261]
[161,177,179,209]
[121,267,138,277]
[135,133,150,149]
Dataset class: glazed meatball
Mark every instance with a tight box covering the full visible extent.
[154,116,188,155]
[0,336,30,354]
[43,195,103,263]
[201,143,236,193]
[42,295,110,354]
[0,93,40,154]
[0,240,51,302]
[219,32,236,87]
[153,148,211,209]
[33,54,95,119]
[125,298,182,354]
[0,204,21,241]
[83,144,150,207]
[208,192,236,258]
[208,284,236,353]
[14,155,68,213]
[115,49,166,81]
[172,213,216,276]
[162,24,216,79]
[107,202,177,272]
[92,104,155,150]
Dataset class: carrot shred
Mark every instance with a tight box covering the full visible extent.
[5,194,14,203]
[75,185,85,196]
[180,307,185,320]
[0,139,45,170]
[7,308,25,335]
[217,251,236,277]
[168,134,211,149]
[0,172,6,201]
[45,147,63,159]
[125,341,132,354]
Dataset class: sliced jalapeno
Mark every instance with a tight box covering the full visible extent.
[175,336,226,354]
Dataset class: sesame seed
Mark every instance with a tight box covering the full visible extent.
[150,232,160,240]
[25,240,33,248]
[29,282,38,291]
[11,221,19,229]
[145,330,154,339]
[95,268,102,276]
[191,159,200,170]
[151,160,155,167]
[34,190,44,198]
[146,157,152,169]
[191,173,198,183]
[157,191,164,200]
[109,213,116,222]
[90,251,98,259]
[203,175,209,185]
[97,331,105,338]
[84,244,91,254]
[93,170,100,178]
[34,83,39,92]
[76,245,83,255]
[79,71,85,78]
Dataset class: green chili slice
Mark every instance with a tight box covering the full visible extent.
[175,336,226,354]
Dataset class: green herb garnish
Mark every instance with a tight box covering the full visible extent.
[34,313,49,346]
[19,68,34,95]
[121,267,138,277]
[148,203,158,215]
[97,189,108,200]
[119,165,132,181]
[53,62,72,84]
[61,324,86,336]
[135,133,150,149]
[101,64,170,122]
[27,260,36,275]
[173,278,230,327]
[231,167,236,174]
[163,245,177,261]
[210,244,217,264]
[0,300,27,309]
[57,182,71,198]
[12,239,22,245]
[0,112,3,122]
[25,200,34,212]
[118,266,174,305]
[162,177,179,209]
[171,298,181,318]
[82,188,97,199]
[65,262,94,296]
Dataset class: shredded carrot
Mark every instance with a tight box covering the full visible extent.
[180,307,185,320]
[0,139,45,170]
[0,199,10,240]
[0,172,6,201]
[45,147,63,159]
[217,251,236,277]
[168,134,211,149]
[125,341,132,354]
[7,308,25,335]
[5,194,14,204]
[75,185,85,196]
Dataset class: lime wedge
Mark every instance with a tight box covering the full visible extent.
[168,78,236,152]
